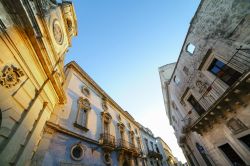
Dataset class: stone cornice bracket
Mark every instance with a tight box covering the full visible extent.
[0,65,24,89]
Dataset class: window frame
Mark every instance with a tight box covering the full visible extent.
[208,58,242,86]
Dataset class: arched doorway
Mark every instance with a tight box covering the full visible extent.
[196,143,212,166]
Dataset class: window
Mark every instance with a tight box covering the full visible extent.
[208,59,242,86]
[155,144,160,153]
[70,144,86,161]
[227,118,247,134]
[145,138,149,151]
[219,143,246,165]
[196,143,212,166]
[137,137,141,150]
[101,110,112,135]
[104,121,109,134]
[239,134,250,150]
[74,97,91,131]
[173,76,180,85]
[150,141,154,151]
[187,95,205,116]
[186,43,195,54]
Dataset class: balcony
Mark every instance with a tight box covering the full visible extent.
[130,143,141,157]
[116,139,140,156]
[190,48,250,135]
[116,139,130,151]
[148,150,163,160]
[100,133,115,151]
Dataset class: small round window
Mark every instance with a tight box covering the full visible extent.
[186,43,195,55]
[173,76,180,85]
[71,144,85,160]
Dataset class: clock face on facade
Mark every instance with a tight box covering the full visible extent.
[53,19,63,45]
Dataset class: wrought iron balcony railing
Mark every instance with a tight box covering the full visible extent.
[100,133,116,150]
[116,139,130,150]
[116,139,141,156]
[148,150,163,160]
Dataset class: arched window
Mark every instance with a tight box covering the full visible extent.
[196,143,213,166]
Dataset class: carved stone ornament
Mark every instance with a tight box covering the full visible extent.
[78,97,91,110]
[39,0,57,16]
[196,80,209,94]
[0,65,24,88]
[102,111,112,123]
[82,87,90,97]
[118,114,122,121]
[53,19,64,45]
[102,100,108,111]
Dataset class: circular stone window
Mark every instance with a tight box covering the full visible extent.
[70,144,85,160]
[103,152,112,165]
[52,19,64,45]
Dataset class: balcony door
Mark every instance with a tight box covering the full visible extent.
[196,143,212,166]
[219,143,246,166]
[104,121,110,134]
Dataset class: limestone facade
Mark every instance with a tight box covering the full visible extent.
[32,61,143,166]
[0,0,77,165]
[156,137,177,166]
[139,125,166,166]
[159,0,250,166]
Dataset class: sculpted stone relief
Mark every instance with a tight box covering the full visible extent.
[0,65,24,88]
[78,97,91,111]
[82,87,90,97]
[196,80,209,94]
[53,19,64,45]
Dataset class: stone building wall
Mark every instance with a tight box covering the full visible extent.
[160,0,250,165]
[0,0,77,165]
[33,61,143,166]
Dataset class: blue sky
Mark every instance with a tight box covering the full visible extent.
[66,0,200,162]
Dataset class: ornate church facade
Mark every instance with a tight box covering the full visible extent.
[0,0,77,165]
